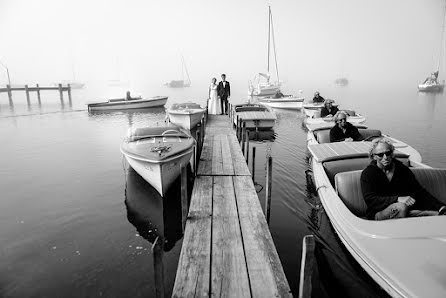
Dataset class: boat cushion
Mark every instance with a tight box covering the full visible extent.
[316,128,382,144]
[334,168,446,218]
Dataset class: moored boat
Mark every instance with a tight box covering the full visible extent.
[258,94,304,110]
[121,126,195,196]
[87,96,168,111]
[418,80,445,92]
[166,102,206,130]
[232,103,276,130]
[304,110,366,125]
[306,124,446,297]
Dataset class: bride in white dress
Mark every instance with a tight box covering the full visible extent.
[208,77,221,115]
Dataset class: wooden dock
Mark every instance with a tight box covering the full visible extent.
[173,115,292,297]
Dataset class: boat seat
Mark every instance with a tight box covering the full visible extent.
[315,128,382,144]
[334,168,446,218]
[323,157,409,186]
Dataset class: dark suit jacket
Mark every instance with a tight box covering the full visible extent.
[329,122,364,142]
[217,81,230,99]
[320,106,339,117]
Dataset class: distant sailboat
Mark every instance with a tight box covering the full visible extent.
[165,56,191,88]
[249,6,281,96]
[334,77,349,86]
[418,4,446,92]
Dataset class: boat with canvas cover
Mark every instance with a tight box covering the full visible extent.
[232,103,276,130]
[87,96,168,111]
[166,102,206,130]
[258,94,304,110]
[306,123,446,297]
[121,126,195,196]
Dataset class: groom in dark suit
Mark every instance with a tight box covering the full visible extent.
[217,74,230,115]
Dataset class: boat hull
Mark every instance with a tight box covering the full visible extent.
[167,109,205,130]
[88,96,168,111]
[258,96,304,110]
[232,104,276,130]
[418,83,445,92]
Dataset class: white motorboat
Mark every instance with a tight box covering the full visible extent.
[306,124,446,297]
[258,95,304,110]
[87,96,168,111]
[304,111,366,126]
[121,126,195,196]
[232,103,276,130]
[166,102,206,130]
[418,80,445,92]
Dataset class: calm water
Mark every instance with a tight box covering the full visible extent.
[1,81,445,297]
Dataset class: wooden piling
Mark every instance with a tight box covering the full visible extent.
[67,84,72,106]
[236,115,240,140]
[298,235,315,298]
[241,122,246,152]
[251,147,256,181]
[265,156,273,225]
[25,85,30,104]
[36,84,41,103]
[58,83,63,101]
[180,165,188,233]
[7,84,12,101]
[152,236,165,298]
[245,130,249,162]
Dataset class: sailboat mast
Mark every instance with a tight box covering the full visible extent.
[437,3,446,73]
[182,55,191,85]
[267,6,271,74]
[270,7,280,83]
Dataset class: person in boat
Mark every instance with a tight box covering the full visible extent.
[312,91,325,103]
[360,138,446,220]
[273,90,284,98]
[329,112,363,142]
[320,99,339,117]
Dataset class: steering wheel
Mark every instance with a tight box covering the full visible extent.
[362,135,381,142]
[162,129,180,135]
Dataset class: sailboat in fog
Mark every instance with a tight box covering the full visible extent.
[165,56,191,88]
[418,5,446,92]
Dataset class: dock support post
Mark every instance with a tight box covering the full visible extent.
[236,116,240,140]
[25,84,30,105]
[58,83,63,102]
[152,236,165,298]
[67,84,72,106]
[265,156,272,225]
[180,165,188,233]
[36,84,41,103]
[245,130,249,162]
[7,84,12,102]
[196,129,201,172]
[251,147,256,181]
[241,122,246,151]
[298,235,315,298]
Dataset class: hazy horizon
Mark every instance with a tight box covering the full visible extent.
[1,0,445,90]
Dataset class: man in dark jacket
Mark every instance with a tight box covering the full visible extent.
[320,99,339,117]
[217,74,230,115]
[329,112,363,142]
[360,138,446,220]
[312,91,325,103]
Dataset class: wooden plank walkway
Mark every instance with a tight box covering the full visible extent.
[173,115,292,297]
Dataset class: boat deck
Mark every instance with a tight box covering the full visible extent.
[237,110,277,121]
[173,115,291,297]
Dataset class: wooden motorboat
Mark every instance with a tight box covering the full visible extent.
[121,126,195,196]
[302,102,339,118]
[304,111,366,126]
[87,96,168,111]
[418,81,445,92]
[258,95,304,110]
[232,103,276,130]
[166,102,206,130]
[306,124,446,297]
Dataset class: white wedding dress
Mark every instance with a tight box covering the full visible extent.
[208,83,221,115]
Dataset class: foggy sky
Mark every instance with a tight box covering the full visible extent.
[0,0,444,88]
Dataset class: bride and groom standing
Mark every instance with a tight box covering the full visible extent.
[208,74,231,115]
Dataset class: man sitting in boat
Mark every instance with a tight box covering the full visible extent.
[125,91,141,101]
[423,71,440,85]
[329,112,363,142]
[312,91,325,103]
[320,99,339,117]
[361,138,446,220]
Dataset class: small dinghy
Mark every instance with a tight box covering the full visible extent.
[87,96,168,111]
[258,94,304,110]
[121,126,195,196]
[232,103,276,130]
[166,102,206,130]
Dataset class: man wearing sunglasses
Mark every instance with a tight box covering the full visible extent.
[329,112,364,142]
[360,138,446,220]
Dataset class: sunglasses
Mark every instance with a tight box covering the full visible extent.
[374,150,393,158]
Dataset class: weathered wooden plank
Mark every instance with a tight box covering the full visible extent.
[221,135,235,175]
[197,134,213,176]
[228,134,251,176]
[212,176,251,297]
[233,176,292,297]
[173,176,213,297]
[299,235,315,298]
[211,134,224,175]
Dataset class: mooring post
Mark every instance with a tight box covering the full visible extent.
[245,130,249,162]
[36,84,41,103]
[298,235,315,298]
[25,84,30,105]
[180,165,188,233]
[196,128,201,165]
[251,147,256,181]
[265,156,273,225]
[236,116,240,141]
[241,122,246,151]
[6,84,12,101]
[152,236,165,298]
[58,83,63,102]
[67,84,72,106]
[200,117,205,145]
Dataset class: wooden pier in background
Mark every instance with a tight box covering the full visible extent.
[0,84,72,103]
[173,115,292,297]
